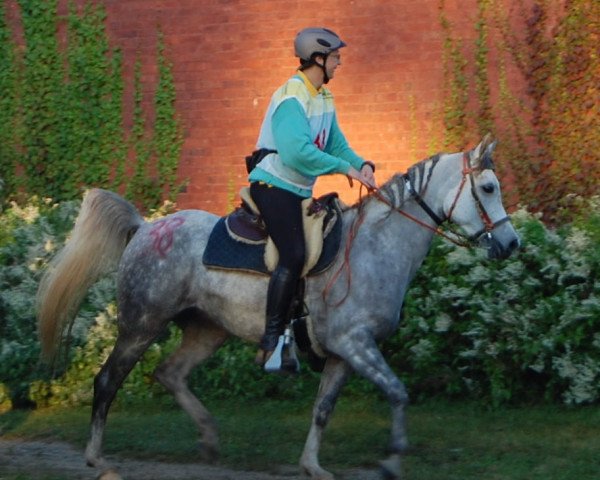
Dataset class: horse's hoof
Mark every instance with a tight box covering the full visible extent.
[300,465,335,480]
[86,455,107,470]
[198,442,219,464]
[379,467,400,480]
[96,468,123,480]
[379,454,402,480]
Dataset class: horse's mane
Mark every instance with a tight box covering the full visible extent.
[348,153,442,210]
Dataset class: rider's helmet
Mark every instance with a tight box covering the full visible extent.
[294,27,346,82]
[294,27,347,62]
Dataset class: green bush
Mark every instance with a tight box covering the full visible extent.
[388,197,600,406]
[1,198,598,409]
[0,199,80,407]
[0,2,182,210]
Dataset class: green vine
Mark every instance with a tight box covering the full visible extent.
[18,0,63,198]
[154,33,184,203]
[407,93,418,163]
[62,1,125,195]
[0,2,19,201]
[474,0,493,136]
[0,1,183,211]
[439,0,469,150]
[126,58,154,207]
[126,34,184,211]
[539,0,599,220]
[439,0,599,222]
[489,0,536,209]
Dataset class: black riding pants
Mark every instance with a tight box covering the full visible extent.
[249,182,306,278]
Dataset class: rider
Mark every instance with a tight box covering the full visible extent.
[248,27,377,372]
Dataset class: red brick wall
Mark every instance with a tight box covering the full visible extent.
[45,1,534,213]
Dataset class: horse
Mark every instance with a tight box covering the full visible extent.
[37,134,519,480]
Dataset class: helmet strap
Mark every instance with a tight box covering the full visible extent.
[313,54,331,84]
[298,53,330,84]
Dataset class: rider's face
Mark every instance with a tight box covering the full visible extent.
[325,51,342,79]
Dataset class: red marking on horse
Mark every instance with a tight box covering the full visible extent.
[149,217,185,257]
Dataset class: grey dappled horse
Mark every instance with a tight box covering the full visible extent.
[37,135,519,480]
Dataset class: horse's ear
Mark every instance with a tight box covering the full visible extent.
[478,132,493,154]
[482,139,497,171]
[475,133,496,170]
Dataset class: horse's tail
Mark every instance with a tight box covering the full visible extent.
[37,188,144,361]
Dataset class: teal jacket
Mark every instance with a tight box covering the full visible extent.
[249,72,365,198]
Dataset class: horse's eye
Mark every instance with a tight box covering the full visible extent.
[481,183,495,194]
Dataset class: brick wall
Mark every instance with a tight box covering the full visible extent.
[59,1,529,213]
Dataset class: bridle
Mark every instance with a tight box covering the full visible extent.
[443,151,511,243]
[373,151,511,247]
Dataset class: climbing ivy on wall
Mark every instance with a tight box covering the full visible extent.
[154,33,184,204]
[526,0,599,220]
[473,0,493,137]
[439,0,599,222]
[127,34,184,211]
[18,0,64,198]
[0,1,183,211]
[57,2,125,198]
[439,0,469,151]
[0,2,18,201]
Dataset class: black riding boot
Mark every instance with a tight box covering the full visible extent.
[259,266,298,352]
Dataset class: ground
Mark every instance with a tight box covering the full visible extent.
[0,439,381,480]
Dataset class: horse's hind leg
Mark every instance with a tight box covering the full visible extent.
[300,357,352,480]
[153,312,228,463]
[85,326,161,469]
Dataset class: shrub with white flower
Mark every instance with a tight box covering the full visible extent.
[1,197,598,408]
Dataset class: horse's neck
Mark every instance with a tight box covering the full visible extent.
[351,152,463,262]
[405,152,462,220]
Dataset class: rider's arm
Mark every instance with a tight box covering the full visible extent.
[325,113,366,172]
[271,98,353,177]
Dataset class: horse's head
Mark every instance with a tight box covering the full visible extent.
[442,134,520,259]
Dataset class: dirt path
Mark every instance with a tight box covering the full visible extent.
[0,439,381,480]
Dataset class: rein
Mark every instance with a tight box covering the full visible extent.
[372,185,472,248]
[323,151,510,305]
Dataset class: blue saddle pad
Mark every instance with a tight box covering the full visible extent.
[202,213,342,276]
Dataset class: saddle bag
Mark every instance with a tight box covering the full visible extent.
[245,148,277,174]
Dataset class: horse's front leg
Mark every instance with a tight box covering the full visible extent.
[341,331,409,480]
[300,357,352,480]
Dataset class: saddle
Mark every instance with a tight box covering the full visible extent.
[229,187,339,276]
[203,187,342,278]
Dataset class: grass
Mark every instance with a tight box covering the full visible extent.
[1,396,599,479]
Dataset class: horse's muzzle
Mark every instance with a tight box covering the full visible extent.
[483,233,520,260]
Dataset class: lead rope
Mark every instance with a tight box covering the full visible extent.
[322,185,370,307]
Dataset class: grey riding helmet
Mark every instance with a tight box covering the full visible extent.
[294,28,346,83]
[294,27,347,61]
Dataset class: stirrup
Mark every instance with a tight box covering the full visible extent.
[264,326,300,374]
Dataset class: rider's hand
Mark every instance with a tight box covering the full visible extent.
[360,162,377,188]
[347,166,377,190]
